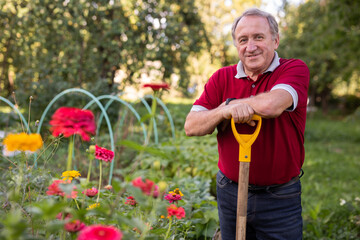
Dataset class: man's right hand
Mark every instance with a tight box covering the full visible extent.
[222,101,256,126]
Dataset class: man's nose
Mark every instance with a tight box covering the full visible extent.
[246,40,257,51]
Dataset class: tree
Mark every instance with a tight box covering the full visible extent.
[0,0,209,115]
[278,0,360,113]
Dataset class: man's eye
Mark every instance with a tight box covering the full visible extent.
[256,36,264,40]
[239,39,247,43]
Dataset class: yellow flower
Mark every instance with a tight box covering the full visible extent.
[87,203,100,210]
[61,170,81,181]
[3,133,43,152]
[169,188,183,196]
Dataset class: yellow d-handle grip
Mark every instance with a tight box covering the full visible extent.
[231,115,262,162]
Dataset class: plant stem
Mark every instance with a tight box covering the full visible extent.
[27,96,32,134]
[165,217,173,239]
[146,93,158,144]
[96,161,102,203]
[74,199,80,210]
[66,137,74,171]
[86,156,93,185]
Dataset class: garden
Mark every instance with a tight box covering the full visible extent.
[1,0,360,239]
[0,85,360,240]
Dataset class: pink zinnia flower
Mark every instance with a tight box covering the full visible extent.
[46,179,77,199]
[46,179,65,196]
[124,196,137,206]
[56,213,86,233]
[82,187,98,197]
[164,193,182,203]
[49,107,96,141]
[167,204,186,219]
[132,177,159,198]
[77,225,123,240]
[56,212,71,220]
[142,83,170,91]
[65,220,86,232]
[95,145,114,162]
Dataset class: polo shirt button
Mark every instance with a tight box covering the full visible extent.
[252,84,255,88]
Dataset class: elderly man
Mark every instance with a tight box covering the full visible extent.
[184,8,309,240]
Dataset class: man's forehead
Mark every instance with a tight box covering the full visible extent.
[235,16,271,34]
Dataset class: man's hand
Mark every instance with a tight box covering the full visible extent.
[222,101,256,127]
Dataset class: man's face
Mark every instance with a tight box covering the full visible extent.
[234,15,279,77]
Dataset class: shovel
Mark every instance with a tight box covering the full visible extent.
[231,115,262,240]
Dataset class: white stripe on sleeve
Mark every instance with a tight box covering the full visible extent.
[190,105,209,112]
[271,84,298,111]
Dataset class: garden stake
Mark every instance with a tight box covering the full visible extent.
[231,115,262,240]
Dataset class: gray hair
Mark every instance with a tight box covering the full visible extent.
[231,8,279,44]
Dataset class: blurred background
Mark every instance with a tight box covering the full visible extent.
[0,1,360,239]
[1,0,359,118]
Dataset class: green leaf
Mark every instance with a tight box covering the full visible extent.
[118,140,169,159]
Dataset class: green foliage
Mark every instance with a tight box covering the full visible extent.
[1,99,360,239]
[278,0,360,112]
[302,115,360,239]
[0,0,208,110]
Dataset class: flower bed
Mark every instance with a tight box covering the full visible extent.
[0,105,219,240]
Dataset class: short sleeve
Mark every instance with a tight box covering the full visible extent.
[272,59,310,109]
[193,70,224,110]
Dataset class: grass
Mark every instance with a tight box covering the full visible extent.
[302,114,360,239]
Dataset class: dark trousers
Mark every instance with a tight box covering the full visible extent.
[216,170,303,240]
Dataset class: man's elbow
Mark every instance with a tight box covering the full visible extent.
[184,121,213,136]
[184,123,194,136]
[256,102,287,118]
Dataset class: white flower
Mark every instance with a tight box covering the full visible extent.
[339,198,346,206]
[2,146,21,157]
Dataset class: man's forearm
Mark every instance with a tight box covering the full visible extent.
[184,107,225,136]
[229,89,293,118]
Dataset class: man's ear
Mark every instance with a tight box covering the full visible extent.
[274,34,280,49]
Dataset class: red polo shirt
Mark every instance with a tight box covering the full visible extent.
[193,58,310,185]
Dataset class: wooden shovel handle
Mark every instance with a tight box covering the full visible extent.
[236,161,250,240]
[232,115,262,240]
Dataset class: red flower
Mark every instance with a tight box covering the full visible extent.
[167,204,186,219]
[82,187,98,197]
[46,179,65,196]
[132,177,159,198]
[56,213,86,232]
[49,107,96,141]
[77,225,123,240]
[65,220,86,233]
[125,196,137,206]
[46,179,77,199]
[56,212,71,220]
[143,83,170,91]
[95,145,114,162]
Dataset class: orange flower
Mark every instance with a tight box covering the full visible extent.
[3,133,43,152]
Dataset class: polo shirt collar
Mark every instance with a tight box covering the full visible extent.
[235,51,280,79]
